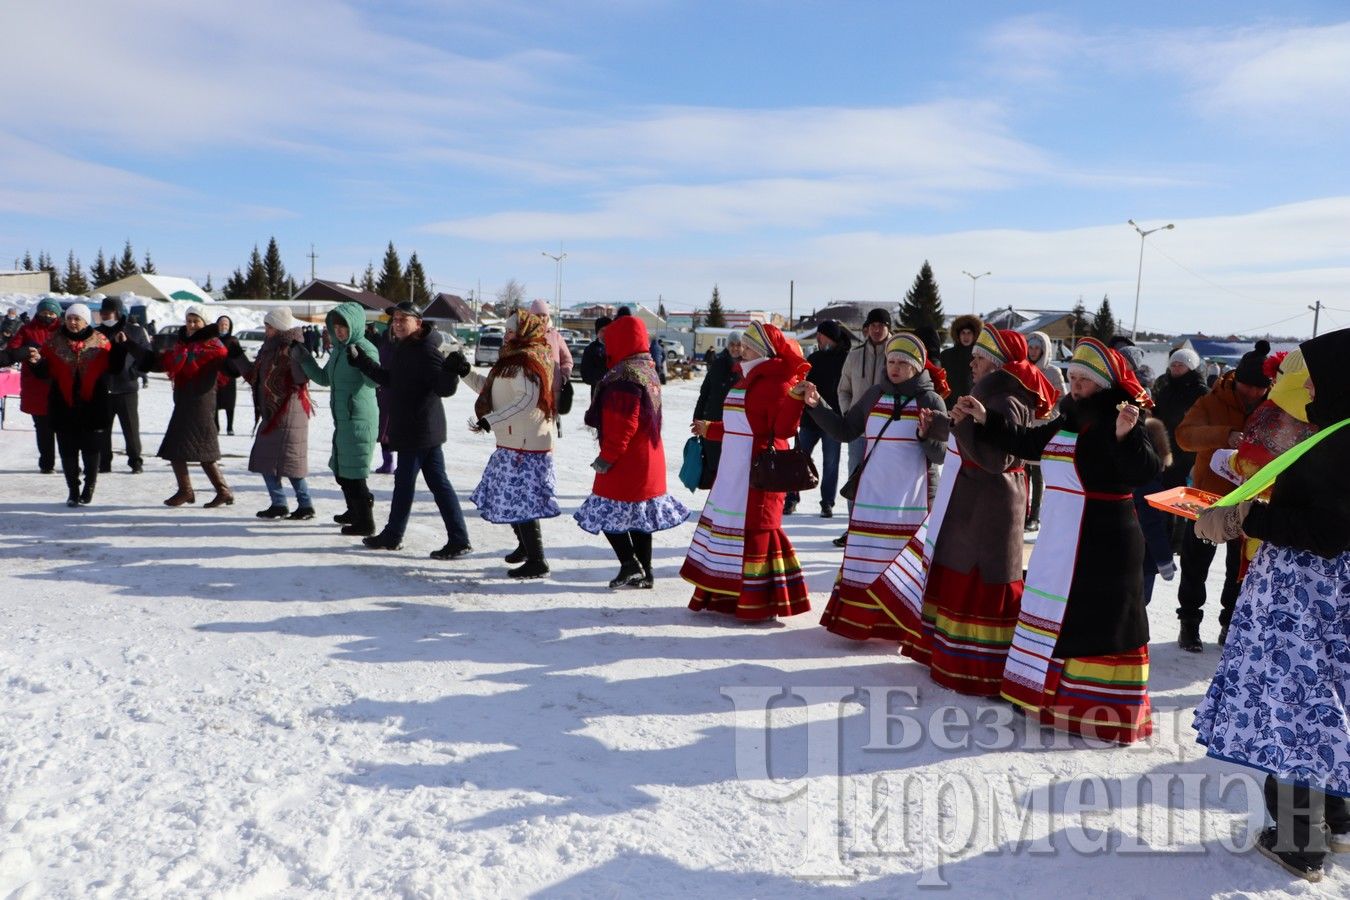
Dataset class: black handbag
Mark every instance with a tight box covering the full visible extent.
[750,446,820,493]
[557,378,575,416]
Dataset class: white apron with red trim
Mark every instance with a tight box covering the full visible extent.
[682,387,753,593]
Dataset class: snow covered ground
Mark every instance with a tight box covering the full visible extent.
[1,370,1343,898]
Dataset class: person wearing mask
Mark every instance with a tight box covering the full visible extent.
[785,320,851,518]
[1192,328,1350,883]
[528,299,575,433]
[7,299,62,472]
[939,314,983,401]
[691,331,743,490]
[1024,331,1066,531]
[24,303,128,506]
[95,296,149,474]
[1174,340,1272,651]
[349,302,472,559]
[1,308,21,341]
[294,302,380,536]
[214,315,241,435]
[578,315,612,395]
[575,315,690,588]
[228,308,315,520]
[835,308,894,545]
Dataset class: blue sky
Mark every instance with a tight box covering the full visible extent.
[3,0,1350,335]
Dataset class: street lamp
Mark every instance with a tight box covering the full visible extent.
[962,270,990,314]
[541,251,566,326]
[1128,219,1174,340]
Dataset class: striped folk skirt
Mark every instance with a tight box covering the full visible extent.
[1004,646,1152,744]
[683,525,810,621]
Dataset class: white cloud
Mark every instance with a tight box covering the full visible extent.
[0,133,184,218]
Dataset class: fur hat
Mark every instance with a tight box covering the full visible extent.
[1169,348,1202,372]
[1234,339,1273,388]
[264,307,297,331]
[949,314,982,341]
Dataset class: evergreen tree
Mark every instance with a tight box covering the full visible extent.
[38,252,60,292]
[21,251,34,271]
[1090,295,1117,342]
[115,240,139,279]
[203,273,214,293]
[899,260,945,331]
[705,285,726,328]
[89,248,111,287]
[349,273,357,288]
[1069,300,1090,346]
[224,268,247,299]
[141,251,156,274]
[375,242,406,301]
[62,251,89,295]
[360,263,376,293]
[262,237,288,299]
[404,252,431,306]
[243,246,268,299]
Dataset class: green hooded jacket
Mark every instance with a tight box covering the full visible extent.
[299,302,379,478]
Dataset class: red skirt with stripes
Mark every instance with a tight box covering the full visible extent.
[1006,646,1153,744]
[684,527,810,621]
[896,564,1022,697]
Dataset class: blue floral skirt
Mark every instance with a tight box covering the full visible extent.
[1193,542,1350,795]
[470,448,561,524]
[573,493,690,535]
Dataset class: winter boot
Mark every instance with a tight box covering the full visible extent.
[508,520,549,579]
[79,471,97,505]
[65,471,81,507]
[164,460,196,507]
[362,532,402,551]
[201,462,234,508]
[339,479,376,536]
[430,541,473,561]
[287,506,316,521]
[630,530,654,589]
[334,478,353,524]
[604,531,643,588]
[374,446,394,474]
[1217,623,1230,647]
[256,505,288,519]
[1178,620,1203,653]
[505,524,527,564]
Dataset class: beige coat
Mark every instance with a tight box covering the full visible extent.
[463,369,555,452]
[837,338,890,413]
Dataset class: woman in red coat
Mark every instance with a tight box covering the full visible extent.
[681,322,812,620]
[575,316,690,588]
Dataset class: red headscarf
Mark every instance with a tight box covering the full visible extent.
[743,322,811,386]
[1069,337,1153,409]
[975,326,1061,419]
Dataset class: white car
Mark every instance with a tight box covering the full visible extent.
[475,333,503,366]
[235,329,266,357]
[657,337,686,360]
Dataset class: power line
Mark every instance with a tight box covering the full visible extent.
[1146,243,1263,303]
[1229,309,1310,335]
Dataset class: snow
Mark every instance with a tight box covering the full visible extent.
[1,292,267,332]
[1,371,1345,898]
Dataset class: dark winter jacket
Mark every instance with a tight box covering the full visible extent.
[693,348,740,422]
[1242,328,1350,559]
[803,342,849,412]
[1150,368,1208,488]
[938,342,976,400]
[977,386,1164,658]
[351,323,462,451]
[95,298,150,395]
[578,339,608,388]
[1175,372,1257,496]
[134,323,229,462]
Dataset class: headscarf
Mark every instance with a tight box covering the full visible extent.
[254,326,312,435]
[1069,337,1153,408]
[585,315,662,445]
[475,309,554,421]
[1267,350,1311,423]
[973,325,1061,418]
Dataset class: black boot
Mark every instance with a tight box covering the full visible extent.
[1178,620,1203,653]
[256,505,288,519]
[630,530,654,589]
[508,519,549,579]
[334,477,354,524]
[79,471,97,505]
[1217,623,1230,647]
[65,475,81,507]
[340,479,376,536]
[604,531,643,588]
[504,524,527,564]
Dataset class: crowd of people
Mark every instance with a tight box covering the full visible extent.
[5,296,1347,883]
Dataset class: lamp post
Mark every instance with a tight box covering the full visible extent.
[1128,219,1174,340]
[961,270,990,314]
[541,250,566,321]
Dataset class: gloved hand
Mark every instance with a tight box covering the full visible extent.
[1194,501,1252,544]
[446,350,470,377]
[226,339,244,359]
[347,343,364,363]
[591,457,613,474]
[474,417,492,433]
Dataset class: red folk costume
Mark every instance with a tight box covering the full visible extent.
[587,316,667,502]
[38,326,115,430]
[681,322,812,620]
[9,316,61,415]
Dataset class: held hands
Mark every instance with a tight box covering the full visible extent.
[950,395,986,425]
[113,331,127,344]
[1115,403,1140,441]
[1227,430,1244,450]
[25,347,40,364]
[226,340,244,359]
[798,382,822,408]
[691,420,710,438]
[787,381,810,402]
[445,350,471,377]
[591,457,613,474]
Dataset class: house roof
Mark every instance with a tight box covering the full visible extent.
[423,292,475,322]
[94,273,212,304]
[292,279,390,312]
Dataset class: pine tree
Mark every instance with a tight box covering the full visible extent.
[141,251,157,274]
[62,251,89,295]
[21,251,34,271]
[1069,300,1090,346]
[38,252,60,292]
[115,240,139,279]
[203,273,214,293]
[224,269,247,299]
[1090,295,1117,342]
[705,285,726,328]
[360,264,376,293]
[262,237,288,299]
[899,260,945,331]
[244,246,268,299]
[375,242,405,301]
[349,273,357,288]
[404,252,431,306]
[89,249,111,287]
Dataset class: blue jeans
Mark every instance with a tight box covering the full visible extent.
[262,473,312,508]
[786,418,841,509]
[384,445,470,546]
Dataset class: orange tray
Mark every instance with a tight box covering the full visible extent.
[1145,486,1224,521]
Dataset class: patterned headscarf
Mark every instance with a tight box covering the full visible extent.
[1069,337,1152,408]
[974,324,1061,418]
[475,309,555,420]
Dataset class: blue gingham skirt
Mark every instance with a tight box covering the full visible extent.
[470,448,561,524]
[573,493,690,535]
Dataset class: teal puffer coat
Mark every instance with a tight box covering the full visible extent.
[299,302,379,479]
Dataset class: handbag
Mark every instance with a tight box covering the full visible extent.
[557,378,575,416]
[679,436,704,492]
[839,396,909,502]
[750,445,820,493]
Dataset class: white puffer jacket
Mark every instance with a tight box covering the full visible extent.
[463,369,554,451]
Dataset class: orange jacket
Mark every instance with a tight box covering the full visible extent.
[1174,372,1253,496]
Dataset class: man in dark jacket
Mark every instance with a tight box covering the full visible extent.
[1,308,20,341]
[786,320,851,517]
[1152,348,1209,491]
[95,296,150,473]
[649,335,667,385]
[578,315,612,395]
[692,330,743,489]
[939,314,982,401]
[350,302,473,560]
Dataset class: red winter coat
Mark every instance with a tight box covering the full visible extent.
[591,317,667,502]
[8,318,60,415]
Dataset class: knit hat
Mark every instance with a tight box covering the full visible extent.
[864,307,893,328]
[185,305,208,323]
[594,315,612,333]
[1169,348,1202,372]
[64,302,92,324]
[1070,337,1153,407]
[386,301,422,319]
[99,296,121,314]
[885,333,926,373]
[36,299,62,317]
[815,319,846,343]
[1118,345,1146,375]
[1234,339,1273,388]
[529,299,550,317]
[264,307,297,331]
[972,323,1014,366]
[740,321,776,359]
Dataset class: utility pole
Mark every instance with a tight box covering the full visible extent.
[962,271,990,314]
[789,280,794,329]
[307,244,318,282]
[1309,300,1322,337]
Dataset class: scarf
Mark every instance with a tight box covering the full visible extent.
[43,326,112,407]
[163,324,228,386]
[254,329,313,436]
[585,352,662,446]
[974,325,1062,419]
[1069,337,1153,409]
[475,309,555,421]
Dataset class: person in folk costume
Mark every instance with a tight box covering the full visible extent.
[871,325,1054,696]
[681,322,812,621]
[23,303,128,506]
[226,307,316,520]
[128,306,235,508]
[1191,328,1350,883]
[952,337,1162,743]
[7,298,61,473]
[574,315,690,588]
[214,315,241,435]
[528,299,574,435]
[691,330,744,490]
[800,333,948,640]
[463,309,560,579]
[785,320,852,518]
[293,302,381,537]
[1024,331,1066,531]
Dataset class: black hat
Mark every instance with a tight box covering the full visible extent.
[1235,339,1272,388]
[815,319,845,342]
[387,301,422,319]
[100,296,122,314]
[595,315,613,332]
[615,306,633,318]
[1108,335,1136,350]
[864,308,892,328]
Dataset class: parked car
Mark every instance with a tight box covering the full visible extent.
[235,329,266,357]
[657,337,686,360]
[475,333,503,366]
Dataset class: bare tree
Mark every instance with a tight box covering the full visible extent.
[495,278,526,309]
